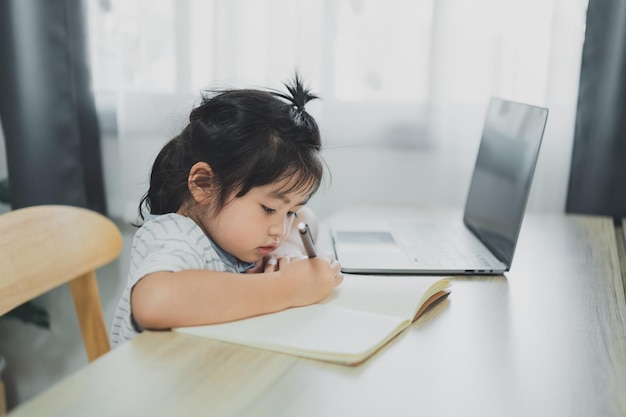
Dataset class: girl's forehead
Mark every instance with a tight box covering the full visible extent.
[261,178,313,203]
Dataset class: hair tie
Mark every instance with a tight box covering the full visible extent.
[272,72,319,112]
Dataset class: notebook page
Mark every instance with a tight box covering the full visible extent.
[319,274,448,320]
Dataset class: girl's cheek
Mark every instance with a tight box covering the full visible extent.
[286,215,297,231]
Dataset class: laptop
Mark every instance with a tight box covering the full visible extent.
[330,97,549,274]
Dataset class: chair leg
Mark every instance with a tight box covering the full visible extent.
[69,271,111,362]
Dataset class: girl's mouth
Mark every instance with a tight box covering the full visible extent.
[257,246,277,256]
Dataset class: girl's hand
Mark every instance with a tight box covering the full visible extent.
[277,255,343,307]
[245,256,279,274]
[245,255,293,274]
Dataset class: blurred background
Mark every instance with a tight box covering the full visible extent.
[3,0,626,411]
[0,0,591,220]
[83,0,588,220]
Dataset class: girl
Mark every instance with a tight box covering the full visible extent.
[111,75,343,347]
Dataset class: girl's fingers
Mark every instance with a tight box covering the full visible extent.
[264,257,278,273]
[277,256,291,270]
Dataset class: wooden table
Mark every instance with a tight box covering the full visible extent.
[8,211,626,417]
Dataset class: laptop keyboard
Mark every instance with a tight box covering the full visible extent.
[393,223,498,267]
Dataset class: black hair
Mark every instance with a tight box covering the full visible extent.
[137,73,324,222]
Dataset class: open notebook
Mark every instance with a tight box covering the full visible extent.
[175,275,450,366]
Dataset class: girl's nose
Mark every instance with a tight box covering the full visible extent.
[268,222,285,238]
[268,216,291,238]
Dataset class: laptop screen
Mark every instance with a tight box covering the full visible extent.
[463,98,548,266]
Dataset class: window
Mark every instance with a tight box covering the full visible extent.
[87,0,434,102]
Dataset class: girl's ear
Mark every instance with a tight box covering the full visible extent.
[188,162,215,205]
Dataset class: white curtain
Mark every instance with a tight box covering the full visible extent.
[86,0,589,221]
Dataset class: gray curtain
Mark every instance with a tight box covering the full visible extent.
[566,0,626,219]
[0,0,107,213]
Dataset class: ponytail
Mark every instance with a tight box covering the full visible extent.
[271,73,321,150]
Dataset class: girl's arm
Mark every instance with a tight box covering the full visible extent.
[131,255,342,330]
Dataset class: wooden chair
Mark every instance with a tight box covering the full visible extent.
[0,205,123,362]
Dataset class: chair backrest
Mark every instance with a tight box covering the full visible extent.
[0,205,123,362]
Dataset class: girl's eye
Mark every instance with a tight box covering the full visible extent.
[287,211,298,218]
[261,205,277,215]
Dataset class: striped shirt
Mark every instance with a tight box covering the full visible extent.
[110,213,254,348]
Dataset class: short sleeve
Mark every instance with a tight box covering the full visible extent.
[128,214,222,287]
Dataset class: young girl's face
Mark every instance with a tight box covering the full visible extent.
[201,179,312,263]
